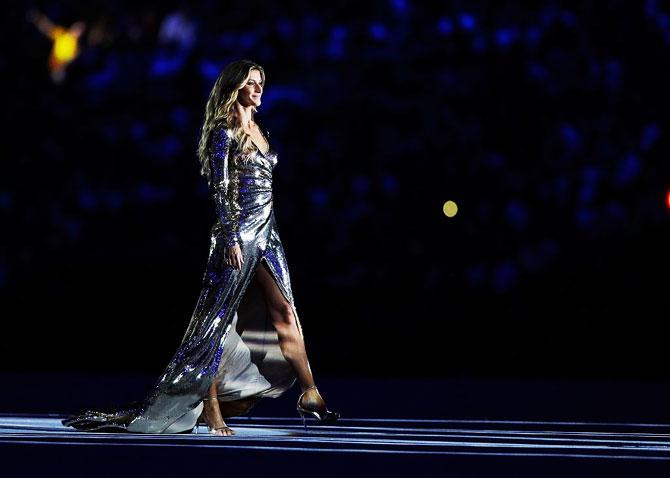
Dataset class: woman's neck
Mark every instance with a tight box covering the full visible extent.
[236,104,255,130]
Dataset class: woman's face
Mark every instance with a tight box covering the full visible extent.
[237,69,264,108]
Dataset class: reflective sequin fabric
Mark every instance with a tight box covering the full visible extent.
[62,124,302,433]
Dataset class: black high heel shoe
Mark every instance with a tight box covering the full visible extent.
[296,385,340,431]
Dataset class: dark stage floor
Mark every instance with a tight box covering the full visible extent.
[2,374,670,476]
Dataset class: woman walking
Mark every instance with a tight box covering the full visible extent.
[62,59,339,435]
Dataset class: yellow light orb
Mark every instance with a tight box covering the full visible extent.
[442,200,458,218]
[53,32,78,62]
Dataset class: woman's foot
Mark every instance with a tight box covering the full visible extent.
[297,385,340,422]
[201,396,235,436]
[298,386,327,411]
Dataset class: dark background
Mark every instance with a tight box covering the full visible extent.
[2,0,669,381]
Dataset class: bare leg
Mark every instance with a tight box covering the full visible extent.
[255,260,327,408]
[201,379,235,436]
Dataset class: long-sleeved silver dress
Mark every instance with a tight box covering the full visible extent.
[62,124,302,433]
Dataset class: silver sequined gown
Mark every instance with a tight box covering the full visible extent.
[62,124,302,433]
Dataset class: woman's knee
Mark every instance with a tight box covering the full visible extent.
[271,301,295,328]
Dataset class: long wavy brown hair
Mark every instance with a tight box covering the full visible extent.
[197,59,266,186]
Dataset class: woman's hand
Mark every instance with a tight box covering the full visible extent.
[225,243,244,270]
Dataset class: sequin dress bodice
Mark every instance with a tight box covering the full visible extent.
[236,150,277,215]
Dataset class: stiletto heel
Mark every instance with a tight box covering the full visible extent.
[296,385,340,429]
[297,409,308,431]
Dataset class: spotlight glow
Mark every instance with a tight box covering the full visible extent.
[442,200,458,218]
[666,189,670,210]
[53,30,78,62]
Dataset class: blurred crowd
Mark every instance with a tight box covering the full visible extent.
[3,1,669,371]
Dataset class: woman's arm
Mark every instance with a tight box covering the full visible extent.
[209,126,242,247]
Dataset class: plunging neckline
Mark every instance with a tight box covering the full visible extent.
[250,125,271,157]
